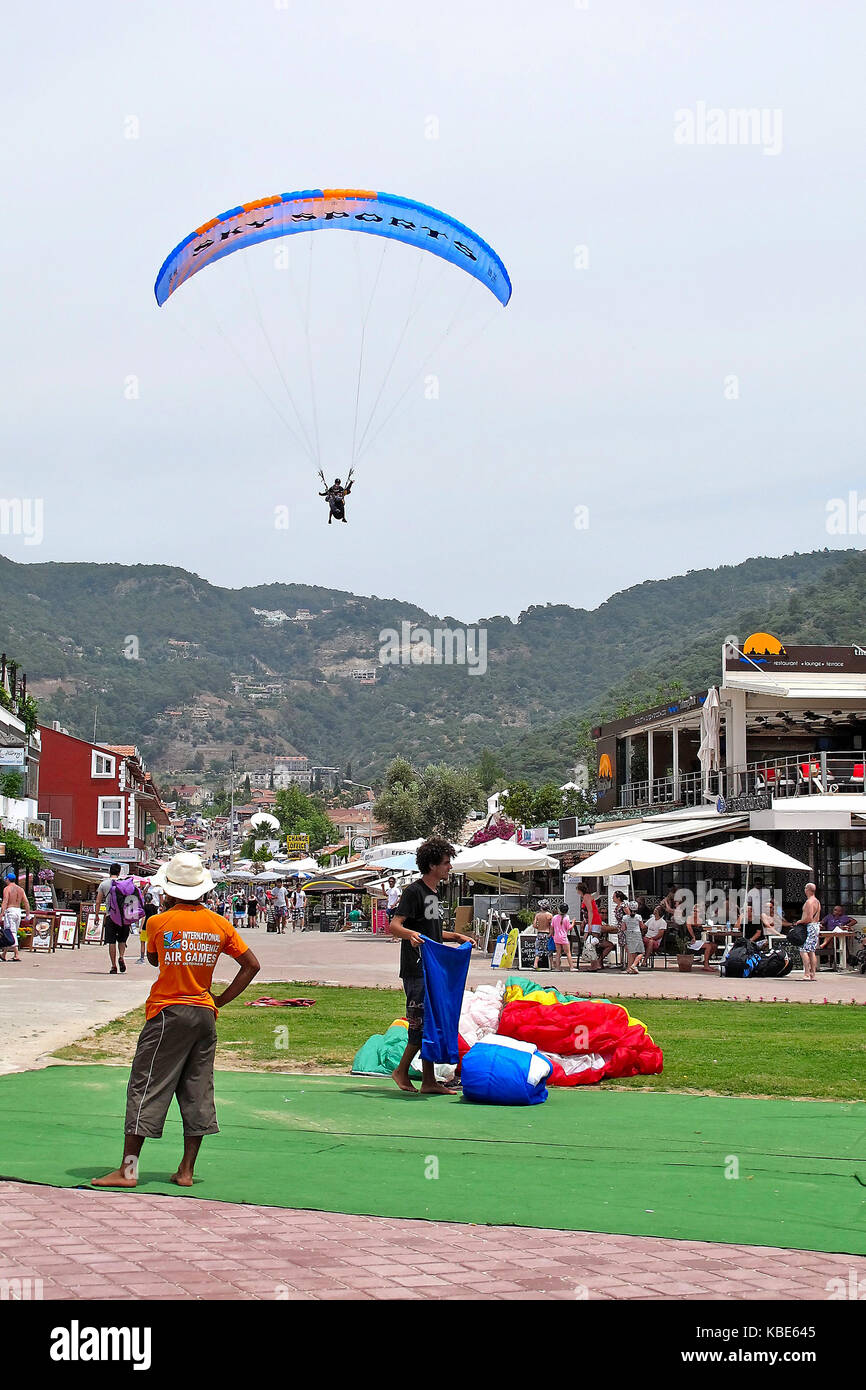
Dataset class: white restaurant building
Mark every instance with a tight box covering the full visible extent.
[568,636,866,915]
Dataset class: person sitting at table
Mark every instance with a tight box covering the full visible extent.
[735,903,764,946]
[761,896,788,935]
[684,904,716,970]
[642,907,667,958]
[817,904,857,967]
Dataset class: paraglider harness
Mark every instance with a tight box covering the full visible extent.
[319,468,354,524]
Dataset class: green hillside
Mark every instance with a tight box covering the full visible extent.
[0,548,857,784]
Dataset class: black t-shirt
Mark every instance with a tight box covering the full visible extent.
[395,878,443,979]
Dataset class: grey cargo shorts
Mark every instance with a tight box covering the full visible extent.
[125,1004,219,1139]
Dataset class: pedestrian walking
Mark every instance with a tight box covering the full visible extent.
[551,903,574,972]
[95,863,145,975]
[0,870,29,962]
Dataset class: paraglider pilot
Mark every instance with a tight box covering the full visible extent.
[319,470,354,524]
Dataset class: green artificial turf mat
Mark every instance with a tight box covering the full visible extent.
[1,1067,864,1254]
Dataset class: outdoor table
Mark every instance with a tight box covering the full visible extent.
[816,929,856,971]
[704,926,738,969]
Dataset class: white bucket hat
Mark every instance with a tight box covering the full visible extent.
[152,852,215,902]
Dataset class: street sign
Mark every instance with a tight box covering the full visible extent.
[352,836,368,850]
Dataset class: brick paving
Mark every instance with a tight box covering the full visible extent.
[0,1180,861,1301]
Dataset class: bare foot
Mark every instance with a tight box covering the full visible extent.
[419,1082,456,1096]
[391,1068,417,1092]
[170,1171,194,1187]
[91,1168,138,1189]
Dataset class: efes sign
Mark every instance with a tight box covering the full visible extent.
[597,753,613,797]
[742,632,786,656]
[727,638,866,673]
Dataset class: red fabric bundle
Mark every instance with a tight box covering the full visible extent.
[499,999,634,1055]
[499,999,663,1082]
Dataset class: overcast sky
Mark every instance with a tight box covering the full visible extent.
[2,1,864,621]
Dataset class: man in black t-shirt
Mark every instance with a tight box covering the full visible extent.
[388,836,473,1095]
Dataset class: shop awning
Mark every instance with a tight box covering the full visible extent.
[551,813,748,854]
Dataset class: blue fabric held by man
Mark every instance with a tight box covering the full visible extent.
[420,938,472,1064]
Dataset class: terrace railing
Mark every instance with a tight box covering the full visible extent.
[618,750,866,809]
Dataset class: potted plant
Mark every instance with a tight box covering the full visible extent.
[665,923,693,971]
[17,920,33,951]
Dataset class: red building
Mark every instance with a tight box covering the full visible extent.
[38,727,169,863]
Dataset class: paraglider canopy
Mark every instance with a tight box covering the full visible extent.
[153,185,512,492]
[155,188,512,308]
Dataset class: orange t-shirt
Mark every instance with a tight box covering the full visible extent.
[145,903,249,1021]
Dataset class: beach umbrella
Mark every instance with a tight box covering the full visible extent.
[451,836,558,898]
[564,836,687,898]
[686,835,812,908]
[698,686,721,786]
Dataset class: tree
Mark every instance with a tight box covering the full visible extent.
[190,751,205,772]
[0,770,24,799]
[383,757,415,792]
[476,748,503,796]
[242,774,251,799]
[2,828,45,876]
[500,780,535,826]
[417,764,480,840]
[373,758,479,842]
[373,783,423,841]
[531,782,566,824]
[274,785,334,852]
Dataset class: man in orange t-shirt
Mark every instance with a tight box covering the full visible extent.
[93,853,259,1190]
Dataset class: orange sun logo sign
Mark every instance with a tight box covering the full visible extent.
[743,632,786,656]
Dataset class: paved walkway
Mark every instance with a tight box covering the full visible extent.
[0,1180,860,1301]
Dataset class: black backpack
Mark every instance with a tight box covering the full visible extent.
[787,924,808,948]
[752,950,794,978]
[722,941,763,978]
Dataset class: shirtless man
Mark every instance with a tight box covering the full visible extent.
[794,882,822,981]
[0,871,30,962]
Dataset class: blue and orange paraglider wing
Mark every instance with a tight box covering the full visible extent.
[154,188,512,307]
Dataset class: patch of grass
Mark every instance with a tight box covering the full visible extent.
[609,997,866,1102]
[53,986,866,1102]
[53,983,402,1071]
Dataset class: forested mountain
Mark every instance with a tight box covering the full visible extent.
[1,548,859,785]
